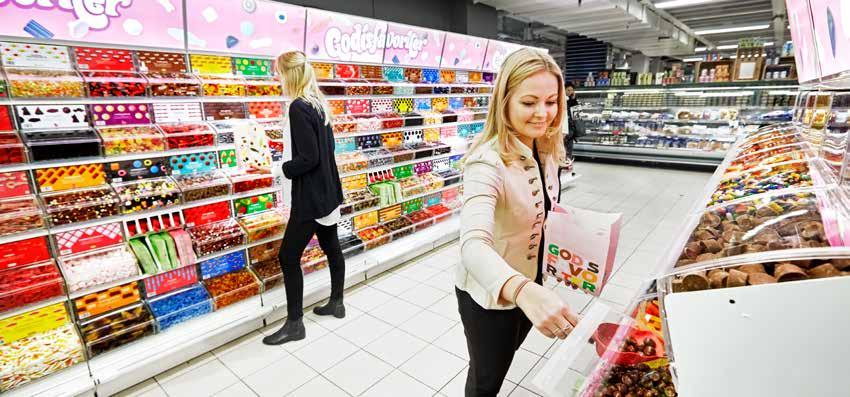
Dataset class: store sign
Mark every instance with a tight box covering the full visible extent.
[305,9,387,63]
[185,0,306,56]
[483,40,524,72]
[787,0,821,82]
[809,0,849,79]
[440,32,488,71]
[383,22,445,67]
[0,0,184,49]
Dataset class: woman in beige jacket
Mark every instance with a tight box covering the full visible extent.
[456,48,579,396]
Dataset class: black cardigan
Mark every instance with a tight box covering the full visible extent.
[282,99,344,221]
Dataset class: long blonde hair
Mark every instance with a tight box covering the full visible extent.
[465,48,566,164]
[275,51,332,125]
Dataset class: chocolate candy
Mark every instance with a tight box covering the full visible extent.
[137,51,187,73]
[0,260,64,314]
[83,71,147,97]
[0,196,44,237]
[404,68,422,83]
[188,218,246,257]
[80,302,154,356]
[42,186,120,226]
[250,258,283,290]
[672,258,850,293]
[6,68,85,98]
[203,102,247,121]
[113,177,181,214]
[146,72,202,97]
[98,125,166,156]
[238,210,285,243]
[159,122,216,149]
[384,217,414,238]
[248,239,282,264]
[21,129,101,162]
[148,284,212,331]
[59,245,139,293]
[174,171,231,202]
[373,85,394,95]
[320,84,345,96]
[203,269,260,309]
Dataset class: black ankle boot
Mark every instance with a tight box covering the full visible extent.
[312,299,345,318]
[262,319,306,345]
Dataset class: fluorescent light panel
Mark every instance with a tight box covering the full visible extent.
[655,0,715,9]
[694,24,770,35]
[682,57,703,62]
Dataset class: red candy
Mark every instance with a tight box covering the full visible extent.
[0,260,64,314]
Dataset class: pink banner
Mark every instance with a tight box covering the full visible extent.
[440,32,487,70]
[787,0,820,82]
[185,0,305,57]
[483,40,524,72]
[383,22,445,68]
[809,0,850,79]
[0,0,184,49]
[305,9,387,64]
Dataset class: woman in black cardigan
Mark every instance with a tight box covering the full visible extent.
[263,51,346,345]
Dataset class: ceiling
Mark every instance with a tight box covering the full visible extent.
[479,0,790,58]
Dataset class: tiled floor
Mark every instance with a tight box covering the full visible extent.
[116,161,712,397]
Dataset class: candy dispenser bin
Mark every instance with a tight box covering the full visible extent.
[187,218,246,257]
[6,67,85,98]
[237,210,286,243]
[148,284,213,331]
[73,281,142,320]
[0,259,64,315]
[113,177,181,214]
[0,131,27,165]
[0,195,45,237]
[225,169,274,194]
[97,125,166,156]
[41,185,120,226]
[79,302,155,357]
[198,251,246,281]
[58,245,139,294]
[341,189,380,215]
[158,122,216,150]
[203,269,261,309]
[248,239,281,264]
[82,71,148,97]
[198,74,246,97]
[21,128,102,162]
[244,77,282,97]
[356,225,392,249]
[250,258,283,290]
[145,72,202,97]
[173,170,231,202]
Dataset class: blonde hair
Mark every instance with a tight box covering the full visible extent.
[465,48,566,165]
[275,51,332,125]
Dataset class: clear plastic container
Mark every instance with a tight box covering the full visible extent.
[0,316,84,393]
[40,185,120,226]
[198,74,247,97]
[406,210,435,231]
[6,67,85,98]
[708,160,815,207]
[0,195,44,237]
[244,77,282,97]
[173,170,231,202]
[333,114,357,134]
[97,125,165,156]
[225,169,274,194]
[0,131,27,165]
[383,216,414,238]
[0,259,64,314]
[338,231,364,257]
[198,251,246,280]
[356,225,392,249]
[82,71,148,97]
[158,122,216,149]
[113,177,181,214]
[59,245,139,294]
[79,302,154,357]
[248,239,282,264]
[209,119,255,145]
[148,284,213,331]
[341,189,380,215]
[250,257,283,290]
[145,72,202,97]
[187,218,246,257]
[237,210,285,243]
[21,128,101,162]
[73,280,142,320]
[203,269,260,309]
[364,148,393,168]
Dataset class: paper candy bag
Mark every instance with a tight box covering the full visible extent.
[543,204,622,296]
[234,122,272,171]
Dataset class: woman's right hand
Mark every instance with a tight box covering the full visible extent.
[516,283,579,339]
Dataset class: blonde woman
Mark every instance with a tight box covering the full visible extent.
[263,51,346,346]
[456,48,580,395]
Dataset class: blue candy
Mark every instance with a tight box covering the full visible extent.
[149,285,213,331]
[199,251,247,280]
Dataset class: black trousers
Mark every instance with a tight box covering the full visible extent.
[456,288,534,397]
[278,217,346,320]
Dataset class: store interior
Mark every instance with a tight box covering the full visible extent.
[0,0,847,396]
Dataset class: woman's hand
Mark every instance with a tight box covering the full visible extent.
[515,283,579,339]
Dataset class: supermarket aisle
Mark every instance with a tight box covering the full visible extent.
[116,162,712,397]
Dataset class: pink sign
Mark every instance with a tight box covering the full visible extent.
[383,22,445,68]
[483,40,524,72]
[185,0,306,57]
[787,0,820,82]
[809,0,850,79]
[440,32,487,70]
[0,0,184,49]
[305,9,387,64]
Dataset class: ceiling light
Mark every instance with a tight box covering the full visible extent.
[764,42,774,46]
[655,0,715,9]
[694,46,707,52]
[682,57,703,62]
[717,44,738,50]
[694,24,771,35]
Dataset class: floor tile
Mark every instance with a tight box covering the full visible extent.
[423,270,456,293]
[399,283,448,308]
[259,317,331,353]
[242,355,317,397]
[394,262,442,282]
[363,370,435,397]
[433,323,469,360]
[334,313,394,347]
[510,386,541,396]
[368,296,424,326]
[520,329,556,357]
[293,332,359,372]
[213,331,289,378]
[114,379,168,397]
[369,273,420,296]
[213,381,258,397]
[325,350,393,396]
[364,328,428,367]
[399,309,456,342]
[159,359,239,397]
[346,286,395,312]
[287,376,349,397]
[400,345,467,390]
[440,368,515,397]
[505,349,540,384]
[519,358,549,395]
[305,304,364,331]
[427,294,461,322]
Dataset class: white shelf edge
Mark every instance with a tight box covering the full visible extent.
[1,362,94,397]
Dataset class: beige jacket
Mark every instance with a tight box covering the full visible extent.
[456,138,561,310]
